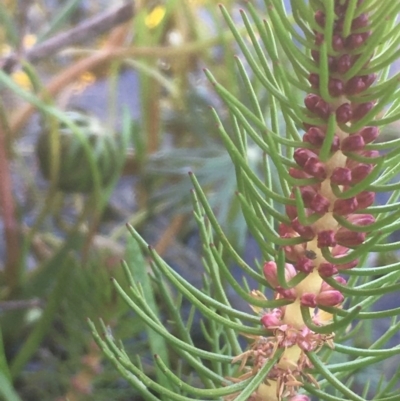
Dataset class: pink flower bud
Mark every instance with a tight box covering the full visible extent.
[351,163,373,184]
[335,276,347,286]
[296,256,315,273]
[261,310,282,328]
[329,77,344,96]
[289,395,311,401]
[341,134,365,152]
[315,32,324,46]
[331,167,352,185]
[303,126,325,147]
[359,126,379,143]
[317,230,337,248]
[335,5,347,17]
[314,10,325,27]
[337,54,353,74]
[316,290,344,306]
[336,259,358,270]
[263,261,296,288]
[332,35,345,51]
[277,287,298,301]
[333,197,358,215]
[300,293,317,307]
[332,244,349,257]
[335,229,366,247]
[346,32,370,49]
[346,74,376,95]
[336,103,352,124]
[348,214,375,226]
[285,204,298,220]
[334,18,344,33]
[300,186,317,206]
[294,148,317,167]
[310,193,330,214]
[292,218,315,240]
[352,101,374,121]
[304,158,327,180]
[356,191,375,208]
[283,242,307,262]
[318,262,338,277]
[304,94,331,120]
[308,73,320,88]
[351,13,369,29]
[311,49,320,63]
[330,135,341,152]
[289,168,312,179]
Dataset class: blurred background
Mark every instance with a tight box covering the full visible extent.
[0,1,268,399]
[0,1,399,400]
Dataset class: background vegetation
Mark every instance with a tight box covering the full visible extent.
[0,1,399,400]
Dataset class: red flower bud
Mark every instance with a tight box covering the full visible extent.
[310,193,330,214]
[346,32,371,49]
[300,293,317,307]
[308,73,320,88]
[261,309,283,328]
[329,77,344,96]
[315,32,324,46]
[332,34,345,51]
[304,158,327,180]
[316,290,344,306]
[351,163,374,184]
[315,10,325,27]
[331,167,352,185]
[335,229,366,247]
[348,213,375,226]
[356,191,375,208]
[341,134,365,152]
[336,103,353,123]
[289,168,312,179]
[311,49,320,63]
[285,204,298,220]
[333,197,358,215]
[336,259,359,270]
[318,262,338,277]
[304,126,325,147]
[277,287,298,300]
[294,148,317,167]
[346,74,376,95]
[289,395,311,401]
[263,261,296,288]
[352,101,374,121]
[359,126,379,144]
[292,218,315,239]
[305,94,331,120]
[300,185,317,206]
[317,230,337,248]
[351,13,369,30]
[337,54,353,74]
[296,256,315,273]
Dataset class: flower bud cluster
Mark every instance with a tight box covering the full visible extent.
[249,2,381,400]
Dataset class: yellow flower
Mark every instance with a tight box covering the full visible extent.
[73,71,96,94]
[23,34,37,49]
[145,5,166,29]
[11,70,32,90]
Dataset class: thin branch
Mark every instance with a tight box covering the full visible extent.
[0,2,134,73]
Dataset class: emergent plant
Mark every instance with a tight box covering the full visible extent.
[91,1,400,400]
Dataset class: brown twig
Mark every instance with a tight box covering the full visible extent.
[9,21,132,137]
[0,2,134,73]
[0,117,20,293]
[154,214,187,257]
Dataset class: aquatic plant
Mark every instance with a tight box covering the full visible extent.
[91,1,400,400]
